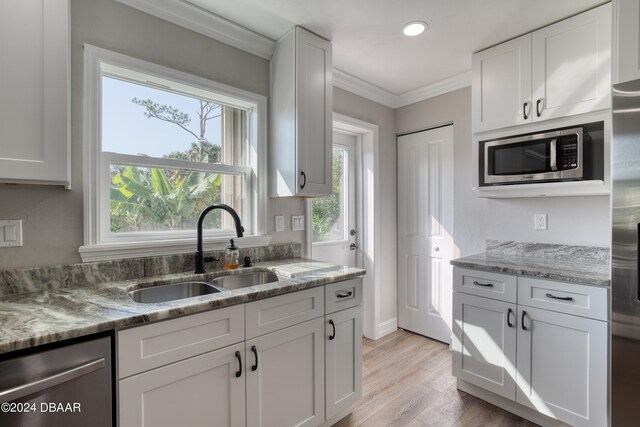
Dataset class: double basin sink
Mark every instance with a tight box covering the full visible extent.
[128,271,279,304]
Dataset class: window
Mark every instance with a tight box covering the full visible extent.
[312,146,348,243]
[81,46,268,261]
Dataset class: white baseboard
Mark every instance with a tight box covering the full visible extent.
[378,318,397,338]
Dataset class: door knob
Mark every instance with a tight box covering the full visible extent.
[350,243,358,250]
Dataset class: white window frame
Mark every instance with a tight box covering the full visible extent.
[80,45,269,262]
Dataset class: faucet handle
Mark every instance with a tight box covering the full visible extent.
[243,256,252,267]
[204,256,219,263]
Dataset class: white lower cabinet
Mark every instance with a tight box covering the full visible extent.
[452,292,516,400]
[516,306,608,427]
[452,267,609,427]
[119,342,246,427]
[118,279,363,427]
[325,306,362,420]
[246,318,325,427]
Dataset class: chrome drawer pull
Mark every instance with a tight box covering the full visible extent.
[336,291,353,299]
[473,281,494,288]
[545,293,574,302]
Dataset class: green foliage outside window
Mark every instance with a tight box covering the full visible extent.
[312,149,345,242]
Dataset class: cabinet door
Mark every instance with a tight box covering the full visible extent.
[119,342,246,427]
[0,0,69,187]
[246,317,325,427]
[531,3,611,121]
[325,306,362,420]
[472,34,532,133]
[296,27,333,196]
[516,306,607,427]
[452,292,517,400]
[615,0,640,83]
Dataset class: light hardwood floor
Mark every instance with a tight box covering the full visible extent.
[333,329,539,427]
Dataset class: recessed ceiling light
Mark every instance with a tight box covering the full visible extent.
[402,21,428,37]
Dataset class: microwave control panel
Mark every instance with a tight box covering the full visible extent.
[558,135,578,170]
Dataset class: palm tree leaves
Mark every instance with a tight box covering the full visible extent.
[110,164,222,232]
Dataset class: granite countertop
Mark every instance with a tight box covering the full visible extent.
[0,259,365,355]
[450,241,610,287]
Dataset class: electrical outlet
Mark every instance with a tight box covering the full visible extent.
[534,214,547,230]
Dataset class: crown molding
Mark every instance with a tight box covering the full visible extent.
[394,71,472,108]
[115,0,470,109]
[333,69,471,109]
[332,68,397,108]
[115,0,276,59]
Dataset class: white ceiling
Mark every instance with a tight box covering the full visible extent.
[186,0,607,96]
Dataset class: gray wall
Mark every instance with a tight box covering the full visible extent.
[333,87,398,324]
[395,87,611,258]
[0,0,305,269]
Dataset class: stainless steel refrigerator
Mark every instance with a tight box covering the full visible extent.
[612,78,640,426]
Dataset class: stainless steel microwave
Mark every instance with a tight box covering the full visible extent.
[483,127,584,185]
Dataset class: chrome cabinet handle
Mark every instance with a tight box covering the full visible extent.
[523,102,529,120]
[536,98,543,117]
[300,171,307,189]
[545,293,574,302]
[473,281,494,288]
[507,308,514,328]
[0,358,105,403]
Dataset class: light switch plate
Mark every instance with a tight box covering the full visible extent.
[292,215,305,231]
[274,215,285,232]
[0,220,22,247]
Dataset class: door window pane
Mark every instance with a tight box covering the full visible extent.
[312,147,347,243]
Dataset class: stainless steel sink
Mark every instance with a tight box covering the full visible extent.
[128,281,223,303]
[212,271,279,290]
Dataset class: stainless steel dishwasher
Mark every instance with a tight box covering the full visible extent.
[0,334,113,427]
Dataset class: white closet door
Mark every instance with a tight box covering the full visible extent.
[397,125,454,343]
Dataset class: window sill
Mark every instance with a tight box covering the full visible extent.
[79,235,272,262]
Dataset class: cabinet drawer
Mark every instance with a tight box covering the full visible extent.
[518,277,608,321]
[118,305,244,379]
[246,287,324,339]
[453,267,517,303]
[325,278,362,314]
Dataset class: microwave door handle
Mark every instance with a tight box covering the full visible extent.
[550,138,558,171]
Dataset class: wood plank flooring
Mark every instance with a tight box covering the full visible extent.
[333,329,539,427]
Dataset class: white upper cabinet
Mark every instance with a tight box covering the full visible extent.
[0,0,70,187]
[614,0,640,84]
[472,3,611,134]
[473,34,533,132]
[531,4,611,122]
[271,26,333,197]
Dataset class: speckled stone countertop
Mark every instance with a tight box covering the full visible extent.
[0,259,365,355]
[450,240,610,287]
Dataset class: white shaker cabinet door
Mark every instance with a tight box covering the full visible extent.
[531,3,611,121]
[0,0,70,187]
[325,306,362,420]
[472,34,532,133]
[119,342,246,427]
[516,306,607,427]
[246,317,325,427]
[452,292,517,400]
